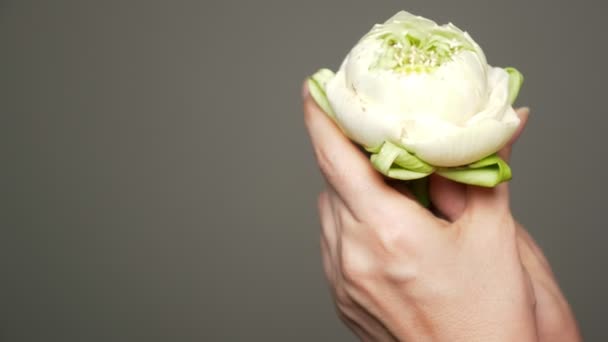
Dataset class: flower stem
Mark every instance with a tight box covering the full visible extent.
[410,177,430,207]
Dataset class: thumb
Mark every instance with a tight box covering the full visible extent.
[429,174,466,221]
[432,107,529,222]
[464,108,529,219]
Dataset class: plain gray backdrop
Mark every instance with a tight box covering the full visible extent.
[2,0,607,341]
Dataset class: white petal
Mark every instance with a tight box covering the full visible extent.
[402,113,519,167]
[326,66,403,148]
[468,67,510,124]
[382,11,438,28]
[344,46,487,126]
[400,66,520,167]
[323,11,519,167]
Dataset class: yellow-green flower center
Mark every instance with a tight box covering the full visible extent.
[371,32,470,73]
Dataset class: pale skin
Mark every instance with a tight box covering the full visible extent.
[302,83,581,341]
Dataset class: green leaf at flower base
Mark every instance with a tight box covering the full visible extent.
[307,69,337,120]
[436,154,512,187]
[505,67,524,105]
[367,142,432,206]
[381,168,432,181]
[364,145,382,154]
[369,141,434,180]
[368,142,433,207]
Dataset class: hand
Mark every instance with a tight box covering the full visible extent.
[429,113,582,342]
[303,84,578,341]
[515,223,581,341]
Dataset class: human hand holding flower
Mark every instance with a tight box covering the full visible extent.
[305,87,535,340]
[428,122,581,342]
[304,89,580,341]
[304,11,580,341]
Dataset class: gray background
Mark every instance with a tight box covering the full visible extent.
[2,0,607,341]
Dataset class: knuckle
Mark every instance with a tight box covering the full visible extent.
[339,240,372,286]
[317,192,337,244]
[320,240,335,283]
[489,211,518,241]
[320,226,335,252]
[374,219,415,255]
[367,215,420,282]
[340,259,362,285]
[334,288,352,311]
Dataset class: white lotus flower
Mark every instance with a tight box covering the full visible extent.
[308,11,523,189]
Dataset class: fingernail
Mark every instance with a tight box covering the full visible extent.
[517,106,530,115]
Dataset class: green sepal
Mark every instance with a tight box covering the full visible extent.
[505,67,524,105]
[307,69,337,120]
[364,145,382,154]
[366,142,432,206]
[436,154,512,187]
[369,141,434,180]
[382,167,431,181]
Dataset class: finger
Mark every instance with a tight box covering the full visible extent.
[318,190,337,247]
[303,82,417,215]
[428,174,466,221]
[498,107,530,162]
[335,309,375,342]
[325,186,360,277]
[319,192,337,285]
[334,282,399,342]
[516,224,553,273]
[464,182,510,220]
[319,189,345,284]
[463,108,529,218]
[321,192,372,340]
[323,235,377,341]
[320,238,335,285]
